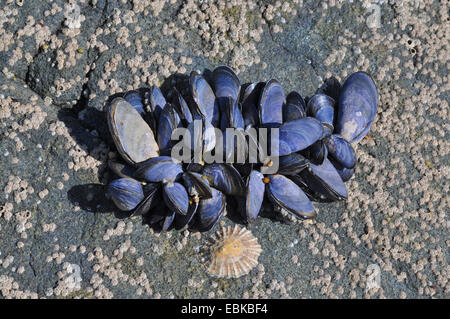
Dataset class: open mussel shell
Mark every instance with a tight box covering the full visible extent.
[185,161,204,173]
[173,199,199,230]
[212,65,241,108]
[134,156,183,182]
[302,139,328,165]
[307,93,335,131]
[299,158,348,201]
[287,91,307,108]
[202,120,217,153]
[222,96,244,129]
[221,96,251,163]
[185,118,217,154]
[320,123,333,139]
[245,170,265,222]
[316,77,341,103]
[190,71,220,126]
[244,124,267,164]
[324,134,356,169]
[278,153,309,175]
[123,90,145,115]
[259,79,284,127]
[107,98,159,165]
[241,82,263,103]
[171,88,193,126]
[266,174,316,219]
[147,85,166,121]
[284,91,306,122]
[194,187,226,232]
[161,212,176,231]
[256,197,280,220]
[146,207,176,232]
[277,117,324,156]
[336,72,378,143]
[107,177,144,211]
[157,103,181,153]
[139,88,157,132]
[185,120,202,153]
[221,127,249,164]
[142,201,169,225]
[241,82,264,127]
[202,163,245,196]
[130,183,160,217]
[108,160,136,179]
[233,162,253,179]
[182,171,213,199]
[163,182,189,216]
[283,102,306,122]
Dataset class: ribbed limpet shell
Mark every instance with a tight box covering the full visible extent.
[205,225,262,278]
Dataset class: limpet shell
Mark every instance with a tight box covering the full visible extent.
[205,225,262,278]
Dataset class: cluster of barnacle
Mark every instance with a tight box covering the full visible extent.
[105,66,377,234]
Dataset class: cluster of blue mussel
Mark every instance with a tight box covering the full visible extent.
[106,66,378,232]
